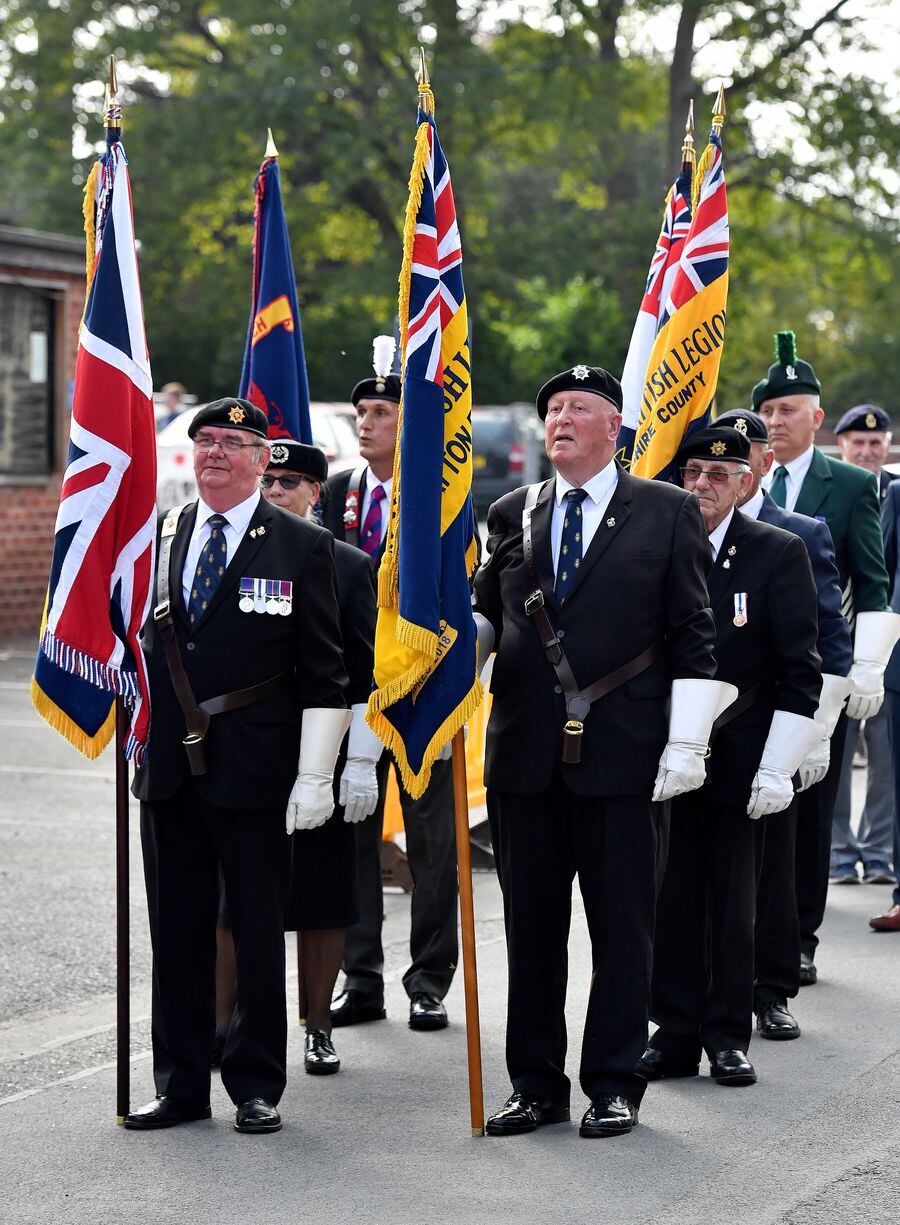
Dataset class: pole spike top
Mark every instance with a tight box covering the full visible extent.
[681,98,695,164]
[712,82,726,135]
[265,127,279,159]
[108,55,118,99]
[417,45,433,113]
[104,53,122,132]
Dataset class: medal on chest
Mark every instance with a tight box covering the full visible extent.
[343,488,360,530]
[733,592,748,627]
[239,577,293,615]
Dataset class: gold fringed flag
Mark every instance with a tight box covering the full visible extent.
[366,84,482,799]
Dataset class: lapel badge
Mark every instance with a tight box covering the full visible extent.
[344,489,360,528]
[727,545,736,556]
[257,525,266,536]
[733,591,748,627]
[606,516,616,527]
[722,559,731,569]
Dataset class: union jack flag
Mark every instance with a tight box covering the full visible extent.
[32,136,157,763]
[367,98,481,798]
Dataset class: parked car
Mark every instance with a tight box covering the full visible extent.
[471,403,548,514]
[155,401,360,507]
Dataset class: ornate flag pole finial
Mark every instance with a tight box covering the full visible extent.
[712,83,726,136]
[681,99,695,170]
[265,127,279,159]
[104,54,122,134]
[418,46,432,113]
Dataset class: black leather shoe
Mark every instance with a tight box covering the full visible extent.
[756,1001,801,1040]
[709,1050,757,1086]
[485,1092,570,1136]
[304,1029,340,1075]
[330,989,386,1028]
[234,1098,281,1134]
[409,992,448,1031]
[636,1046,699,1080]
[799,953,817,986]
[211,1031,226,1069]
[579,1096,638,1138]
[123,1095,211,1130]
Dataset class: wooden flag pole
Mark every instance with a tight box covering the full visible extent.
[114,696,131,1124]
[451,729,484,1136]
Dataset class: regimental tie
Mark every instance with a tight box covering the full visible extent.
[768,464,788,508]
[360,484,386,565]
[188,513,228,626]
[554,488,588,603]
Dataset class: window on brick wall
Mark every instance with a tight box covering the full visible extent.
[0,284,55,478]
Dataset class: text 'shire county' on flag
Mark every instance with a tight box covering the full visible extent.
[366,94,482,800]
[32,137,157,763]
[629,127,729,482]
[238,154,313,444]
[617,166,693,466]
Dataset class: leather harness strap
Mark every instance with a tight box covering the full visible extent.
[342,464,368,549]
[711,680,766,734]
[521,482,662,764]
[153,505,286,776]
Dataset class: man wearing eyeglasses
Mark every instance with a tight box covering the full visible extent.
[641,426,822,1089]
[128,399,349,1135]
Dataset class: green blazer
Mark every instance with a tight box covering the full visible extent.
[794,447,889,614]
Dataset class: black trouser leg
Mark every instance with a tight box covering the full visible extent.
[575,793,657,1104]
[754,796,800,1008]
[341,753,391,1001]
[216,805,291,1106]
[796,712,849,957]
[400,756,458,1000]
[490,784,574,1106]
[140,787,220,1105]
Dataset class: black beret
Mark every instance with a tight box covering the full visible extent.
[188,397,268,440]
[266,440,328,483]
[675,425,751,469]
[834,404,891,435]
[711,409,769,443]
[535,365,623,421]
[351,373,402,407]
[751,331,820,410]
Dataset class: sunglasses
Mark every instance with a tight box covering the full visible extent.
[261,473,310,491]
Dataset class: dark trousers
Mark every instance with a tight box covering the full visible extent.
[754,796,801,1008]
[887,691,900,909]
[342,754,458,1001]
[140,782,291,1106]
[651,790,762,1060]
[795,711,849,957]
[488,780,659,1106]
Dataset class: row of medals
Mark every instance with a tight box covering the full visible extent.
[239,595,292,616]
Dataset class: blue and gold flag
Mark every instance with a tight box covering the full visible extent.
[366,87,481,799]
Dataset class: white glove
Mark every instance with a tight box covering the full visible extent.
[845,611,900,721]
[653,678,739,802]
[286,707,352,833]
[747,710,823,819]
[473,612,495,678]
[796,674,854,792]
[339,703,383,824]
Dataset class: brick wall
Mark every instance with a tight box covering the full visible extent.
[0,477,60,637]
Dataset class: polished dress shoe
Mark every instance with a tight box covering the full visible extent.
[211,1031,226,1069]
[756,1001,800,1040]
[409,992,448,1031]
[234,1098,281,1134]
[863,862,897,885]
[636,1046,699,1080]
[304,1029,340,1075]
[579,1096,638,1138]
[709,1050,757,1086]
[870,903,900,931]
[123,1095,211,1130]
[799,952,817,986]
[485,1092,569,1136]
[330,989,386,1028]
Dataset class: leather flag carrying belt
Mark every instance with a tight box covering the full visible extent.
[153,505,286,776]
[521,483,662,764]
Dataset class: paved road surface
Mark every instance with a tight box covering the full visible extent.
[2,641,898,1224]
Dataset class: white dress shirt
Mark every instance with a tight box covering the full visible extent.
[550,461,619,575]
[763,443,815,513]
[708,507,735,562]
[360,470,393,546]
[740,487,765,521]
[182,489,261,608]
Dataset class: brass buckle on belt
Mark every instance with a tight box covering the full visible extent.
[563,719,584,738]
[562,719,584,765]
[524,590,545,616]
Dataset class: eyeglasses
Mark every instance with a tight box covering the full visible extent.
[680,464,744,487]
[193,434,261,454]
[261,473,311,491]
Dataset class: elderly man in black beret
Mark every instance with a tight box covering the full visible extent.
[127,399,350,1134]
[641,426,822,1089]
[474,365,731,1138]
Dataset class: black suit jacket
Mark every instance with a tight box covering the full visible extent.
[334,539,375,705]
[881,480,900,693]
[474,468,717,797]
[133,496,348,810]
[704,512,821,806]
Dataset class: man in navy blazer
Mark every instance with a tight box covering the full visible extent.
[712,411,852,1040]
[871,479,900,931]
